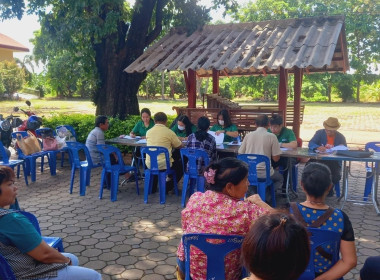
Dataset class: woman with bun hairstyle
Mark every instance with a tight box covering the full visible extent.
[241,213,310,280]
[176,157,272,280]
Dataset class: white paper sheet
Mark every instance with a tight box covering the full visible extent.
[136,139,147,144]
[208,131,224,145]
[123,135,141,139]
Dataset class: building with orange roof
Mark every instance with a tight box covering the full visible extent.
[0,33,29,61]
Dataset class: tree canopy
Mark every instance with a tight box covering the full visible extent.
[1,0,236,118]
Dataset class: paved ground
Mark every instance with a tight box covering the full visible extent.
[12,157,379,280]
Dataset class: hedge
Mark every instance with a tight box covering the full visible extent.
[42,113,177,153]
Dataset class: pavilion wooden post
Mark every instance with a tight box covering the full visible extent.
[278,67,288,123]
[293,67,303,138]
[183,69,197,108]
[212,69,219,95]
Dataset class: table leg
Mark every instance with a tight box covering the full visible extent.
[339,161,349,209]
[372,164,380,215]
[285,158,298,204]
[121,147,139,186]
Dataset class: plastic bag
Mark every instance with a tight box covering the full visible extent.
[43,136,58,151]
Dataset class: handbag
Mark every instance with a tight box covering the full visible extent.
[43,136,58,151]
[335,150,373,158]
[16,131,42,155]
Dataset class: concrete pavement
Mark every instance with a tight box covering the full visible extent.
[14,160,380,279]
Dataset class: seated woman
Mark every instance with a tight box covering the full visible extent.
[241,213,310,280]
[129,108,154,138]
[171,115,196,141]
[290,162,357,279]
[210,109,238,143]
[186,116,217,163]
[0,166,101,280]
[176,157,272,280]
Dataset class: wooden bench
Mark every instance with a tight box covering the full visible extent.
[172,107,283,139]
[240,104,305,128]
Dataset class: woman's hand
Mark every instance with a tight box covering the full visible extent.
[246,194,273,211]
[215,130,224,136]
[129,132,136,138]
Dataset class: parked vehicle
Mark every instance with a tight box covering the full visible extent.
[0,107,23,148]
[16,101,43,136]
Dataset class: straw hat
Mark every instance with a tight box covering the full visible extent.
[323,117,340,130]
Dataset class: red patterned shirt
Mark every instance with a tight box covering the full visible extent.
[177,190,269,280]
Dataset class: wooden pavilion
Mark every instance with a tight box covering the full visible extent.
[125,15,349,138]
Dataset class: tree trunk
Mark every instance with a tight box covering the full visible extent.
[168,71,175,99]
[161,71,165,100]
[356,80,360,103]
[93,0,166,119]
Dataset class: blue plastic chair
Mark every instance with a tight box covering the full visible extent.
[0,253,16,280]
[20,211,64,252]
[0,141,28,186]
[11,131,50,182]
[66,142,101,196]
[182,233,246,280]
[298,228,341,280]
[56,125,77,167]
[180,148,210,207]
[96,144,139,202]
[140,146,179,204]
[363,142,380,201]
[35,128,59,176]
[237,154,276,207]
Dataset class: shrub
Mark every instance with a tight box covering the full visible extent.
[42,113,178,153]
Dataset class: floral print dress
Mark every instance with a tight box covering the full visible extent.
[177,190,269,280]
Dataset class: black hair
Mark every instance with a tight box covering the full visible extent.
[301,162,332,198]
[195,116,210,142]
[0,166,15,194]
[140,108,152,117]
[154,112,167,123]
[270,114,283,126]
[242,212,310,280]
[178,115,194,137]
[95,115,108,127]
[217,109,232,128]
[255,115,269,127]
[204,157,248,192]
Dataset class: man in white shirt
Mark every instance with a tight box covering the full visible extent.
[238,115,283,198]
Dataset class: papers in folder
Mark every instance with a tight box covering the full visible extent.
[123,135,141,140]
[208,131,224,145]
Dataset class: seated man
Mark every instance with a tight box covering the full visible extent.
[308,117,347,196]
[238,115,283,200]
[146,112,183,192]
[269,115,297,192]
[85,115,109,165]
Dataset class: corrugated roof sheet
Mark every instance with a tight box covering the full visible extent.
[0,33,29,52]
[125,15,349,76]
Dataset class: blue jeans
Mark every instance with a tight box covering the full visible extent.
[38,253,101,280]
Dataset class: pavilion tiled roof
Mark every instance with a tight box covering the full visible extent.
[125,15,349,77]
[0,33,29,52]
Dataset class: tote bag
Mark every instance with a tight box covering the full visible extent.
[16,131,41,155]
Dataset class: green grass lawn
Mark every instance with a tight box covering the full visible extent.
[1,98,379,145]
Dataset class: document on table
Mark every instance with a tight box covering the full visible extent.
[123,135,141,139]
[136,139,147,144]
[316,145,349,153]
[208,131,224,145]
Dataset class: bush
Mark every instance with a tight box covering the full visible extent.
[42,113,177,153]
[0,60,25,94]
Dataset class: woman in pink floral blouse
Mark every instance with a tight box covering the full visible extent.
[176,157,272,280]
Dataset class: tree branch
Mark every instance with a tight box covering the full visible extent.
[145,0,168,46]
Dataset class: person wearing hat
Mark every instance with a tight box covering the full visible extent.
[308,117,347,195]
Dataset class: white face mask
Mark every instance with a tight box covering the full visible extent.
[178,125,185,131]
[218,120,224,126]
